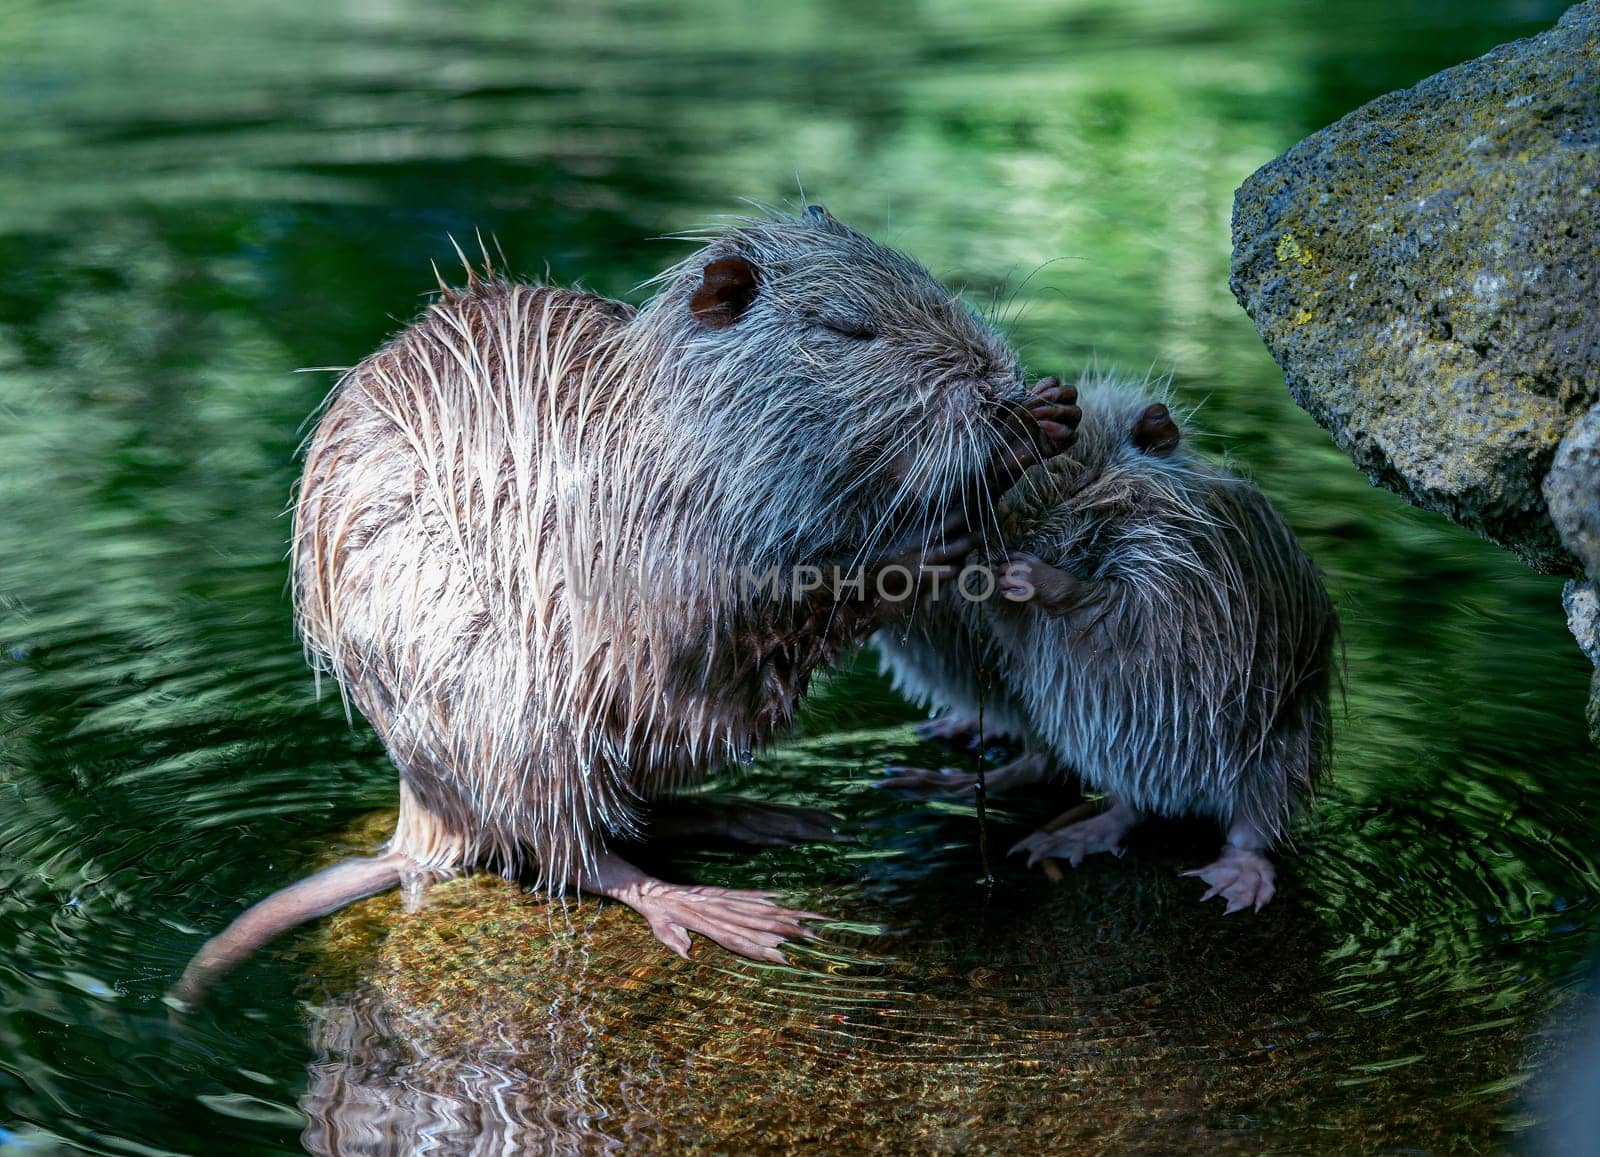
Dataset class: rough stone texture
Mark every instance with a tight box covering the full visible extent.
[1546,400,1600,577]
[1562,579,1600,742]
[1548,404,1600,740]
[1230,0,1600,576]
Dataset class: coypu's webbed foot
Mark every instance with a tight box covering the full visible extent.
[582,852,826,964]
[881,752,1052,798]
[1010,796,1140,869]
[1182,825,1277,913]
[648,794,848,847]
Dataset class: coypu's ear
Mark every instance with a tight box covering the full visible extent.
[690,256,760,329]
[803,204,834,224]
[1131,403,1181,456]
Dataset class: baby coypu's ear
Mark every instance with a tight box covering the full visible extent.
[690,256,759,329]
[1131,402,1181,456]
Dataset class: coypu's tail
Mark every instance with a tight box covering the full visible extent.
[170,852,407,1007]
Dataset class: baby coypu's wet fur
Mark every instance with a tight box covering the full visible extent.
[174,206,1077,1001]
[878,369,1337,911]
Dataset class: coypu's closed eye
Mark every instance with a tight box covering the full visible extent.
[1131,402,1181,456]
[804,309,878,342]
[820,319,878,342]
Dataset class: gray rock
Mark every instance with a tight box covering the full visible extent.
[1231,1,1600,735]
[1230,0,1600,575]
[1562,579,1600,743]
[1546,401,1600,578]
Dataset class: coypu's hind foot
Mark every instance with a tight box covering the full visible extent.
[1010,796,1140,869]
[1182,822,1277,913]
[880,751,1052,798]
[648,794,848,847]
[581,852,826,965]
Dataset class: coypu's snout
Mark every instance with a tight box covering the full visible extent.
[1132,402,1181,456]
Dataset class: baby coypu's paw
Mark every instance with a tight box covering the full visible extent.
[996,551,1086,613]
[1182,846,1277,914]
[1025,375,1081,456]
[1011,797,1140,870]
[879,765,983,798]
[881,753,1051,798]
[866,377,1079,585]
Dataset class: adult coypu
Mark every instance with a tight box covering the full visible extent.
[879,369,1337,911]
[174,206,1078,1001]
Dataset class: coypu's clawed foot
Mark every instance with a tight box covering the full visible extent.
[1182,845,1277,914]
[867,378,1081,585]
[1024,376,1082,454]
[881,752,1053,798]
[1011,796,1140,869]
[996,551,1089,614]
[583,852,826,964]
[649,795,848,847]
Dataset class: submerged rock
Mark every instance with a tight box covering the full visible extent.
[1230,0,1600,730]
[288,800,1540,1154]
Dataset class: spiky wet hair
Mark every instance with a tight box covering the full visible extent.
[614,204,1028,582]
[991,369,1338,842]
[293,206,1031,887]
[876,366,1337,846]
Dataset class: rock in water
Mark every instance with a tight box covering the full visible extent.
[1230,0,1599,570]
[1230,1,1600,734]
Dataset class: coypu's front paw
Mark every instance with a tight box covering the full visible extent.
[1182,846,1277,914]
[1011,818,1126,869]
[914,714,1013,745]
[1025,375,1081,456]
[882,752,1052,798]
[996,551,1083,612]
[988,375,1081,492]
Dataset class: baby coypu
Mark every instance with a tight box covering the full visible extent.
[174,206,1077,1001]
[879,369,1337,912]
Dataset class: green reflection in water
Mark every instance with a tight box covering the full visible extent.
[0,0,1591,1151]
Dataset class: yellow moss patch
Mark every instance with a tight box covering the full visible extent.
[1275,232,1316,268]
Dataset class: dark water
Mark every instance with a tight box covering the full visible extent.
[1,0,1593,1152]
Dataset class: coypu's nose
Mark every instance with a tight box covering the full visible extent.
[1132,403,1181,456]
